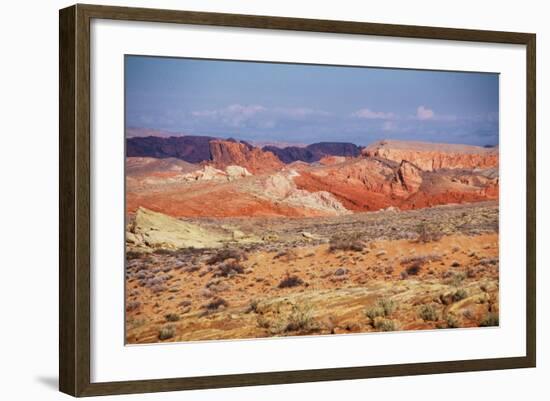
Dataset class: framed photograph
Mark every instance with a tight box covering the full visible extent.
[59,4,536,397]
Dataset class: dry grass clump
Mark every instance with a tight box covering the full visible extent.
[153,248,174,255]
[206,248,244,265]
[452,288,468,302]
[205,297,228,311]
[165,313,180,322]
[448,272,466,287]
[479,312,499,327]
[158,325,175,340]
[419,304,439,321]
[446,314,460,328]
[366,298,396,320]
[278,273,304,288]
[400,253,442,266]
[285,304,318,333]
[273,249,298,262]
[126,251,143,260]
[373,318,396,332]
[125,300,141,312]
[414,223,442,243]
[213,260,245,277]
[328,232,365,253]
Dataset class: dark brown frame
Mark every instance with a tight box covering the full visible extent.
[59,3,536,397]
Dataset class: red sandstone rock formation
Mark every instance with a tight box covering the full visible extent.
[293,157,498,212]
[363,140,498,171]
[209,140,283,174]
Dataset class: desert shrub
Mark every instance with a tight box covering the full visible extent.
[206,248,243,265]
[449,272,466,287]
[377,298,397,316]
[365,306,385,321]
[479,257,499,266]
[285,304,318,332]
[273,249,298,262]
[125,300,141,312]
[366,298,397,321]
[278,273,304,288]
[419,304,439,321]
[406,263,422,276]
[153,248,174,255]
[256,315,271,329]
[414,223,442,243]
[446,314,460,328]
[374,318,396,332]
[126,251,143,260]
[400,253,442,266]
[179,300,192,308]
[205,297,228,311]
[452,289,468,302]
[213,261,245,277]
[480,312,499,327]
[158,326,175,340]
[150,284,167,294]
[328,232,364,253]
[247,299,260,314]
[165,313,180,322]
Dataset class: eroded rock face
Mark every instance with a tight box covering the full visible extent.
[261,172,350,215]
[209,140,283,174]
[396,160,423,193]
[293,157,498,212]
[363,140,498,171]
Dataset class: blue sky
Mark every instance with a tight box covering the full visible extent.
[125,55,499,146]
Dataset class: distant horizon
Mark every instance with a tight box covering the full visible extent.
[125,127,498,149]
[126,56,499,147]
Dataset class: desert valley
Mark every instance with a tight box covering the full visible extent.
[125,135,499,343]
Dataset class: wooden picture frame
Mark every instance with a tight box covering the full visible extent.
[59,3,536,397]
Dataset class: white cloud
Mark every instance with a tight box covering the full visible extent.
[416,105,435,120]
[352,108,397,120]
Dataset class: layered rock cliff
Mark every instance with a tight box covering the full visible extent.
[363,140,498,171]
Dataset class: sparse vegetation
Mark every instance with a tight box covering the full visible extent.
[480,312,499,327]
[365,306,385,321]
[448,272,466,287]
[406,263,422,275]
[414,223,442,243]
[205,297,228,311]
[278,273,304,288]
[285,303,318,333]
[419,304,439,321]
[206,248,244,265]
[377,298,397,316]
[446,314,460,328]
[400,253,442,265]
[452,288,468,302]
[329,232,364,252]
[213,260,245,277]
[165,313,180,322]
[126,251,143,260]
[158,326,175,340]
[374,318,396,331]
[125,300,141,312]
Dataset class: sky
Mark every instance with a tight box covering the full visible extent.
[125,55,499,147]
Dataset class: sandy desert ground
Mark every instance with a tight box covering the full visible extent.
[125,200,499,343]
